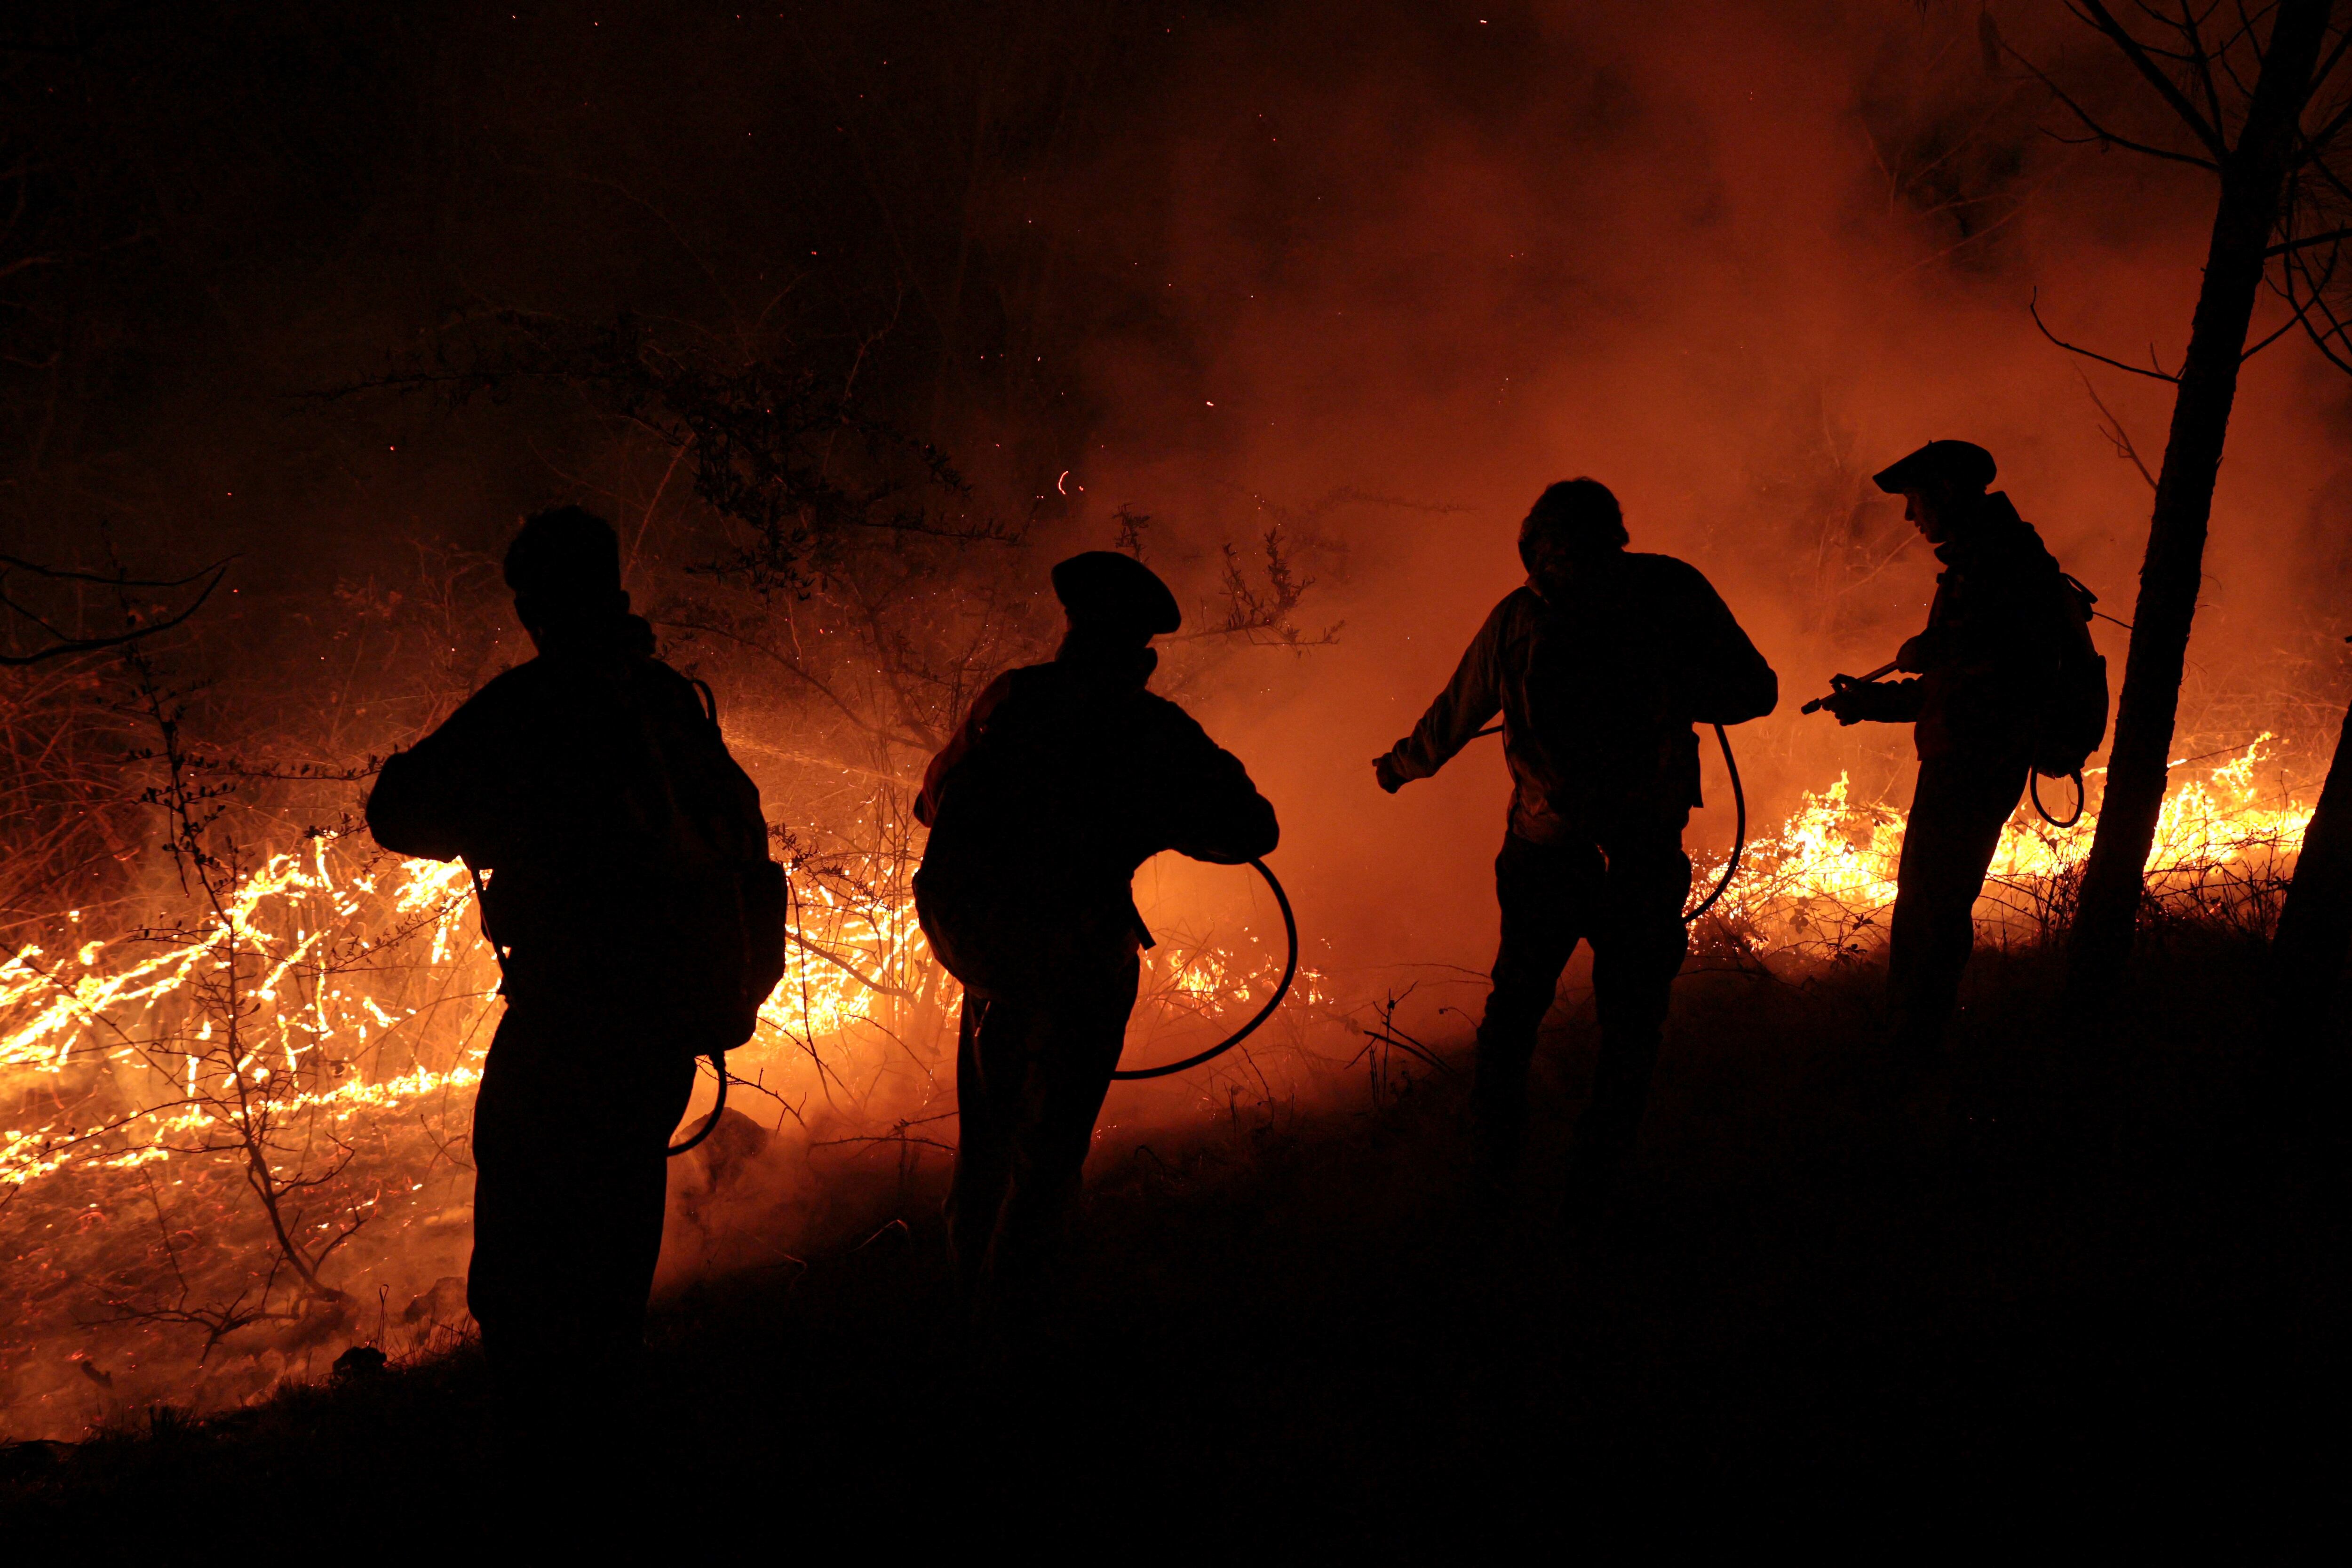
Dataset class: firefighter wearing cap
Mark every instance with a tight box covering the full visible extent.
[915,550,1279,1301]
[1373,479,1777,1210]
[1819,440,2082,1050]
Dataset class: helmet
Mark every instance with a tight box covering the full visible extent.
[1871,440,1996,495]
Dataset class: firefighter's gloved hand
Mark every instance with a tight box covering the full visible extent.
[1373,753,1408,794]
[1820,677,1908,726]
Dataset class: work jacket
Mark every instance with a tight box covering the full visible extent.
[1386,551,1777,846]
[367,613,771,1021]
[914,641,1279,994]
[1878,493,2077,761]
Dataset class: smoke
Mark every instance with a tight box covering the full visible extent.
[1029,0,2352,997]
[13,0,2348,1120]
[7,1,2350,1430]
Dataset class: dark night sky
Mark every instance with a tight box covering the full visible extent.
[6,1,2349,969]
[17,2,2313,575]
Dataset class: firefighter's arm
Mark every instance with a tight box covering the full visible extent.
[1375,600,1508,792]
[1159,711,1279,864]
[1681,570,1779,724]
[1171,751,1279,865]
[1819,675,1925,726]
[915,672,1015,827]
[366,713,485,864]
[1894,629,1957,673]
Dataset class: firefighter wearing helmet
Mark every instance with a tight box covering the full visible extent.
[1816,440,2106,1054]
[915,551,1279,1308]
[1373,479,1778,1219]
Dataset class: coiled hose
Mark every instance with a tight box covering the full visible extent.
[2029,769,2086,829]
[1110,857,1298,1081]
[1683,722,1746,924]
[1466,720,1747,925]
[1102,716,1749,1082]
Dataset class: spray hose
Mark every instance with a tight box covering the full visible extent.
[1684,722,1746,924]
[667,1057,727,1156]
[465,863,733,1159]
[2029,769,2086,829]
[1465,720,1747,925]
[1110,857,1298,1081]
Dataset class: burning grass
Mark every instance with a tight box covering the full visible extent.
[0,734,2317,1440]
[0,800,1316,1436]
[1695,735,2312,964]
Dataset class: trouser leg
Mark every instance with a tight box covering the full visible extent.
[990,958,1138,1290]
[947,994,1017,1297]
[1887,750,2029,1048]
[1570,833,1692,1194]
[1474,835,1597,1180]
[468,1005,695,1421]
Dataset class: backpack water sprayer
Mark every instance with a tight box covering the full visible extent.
[1803,561,2109,834]
[464,861,734,1159]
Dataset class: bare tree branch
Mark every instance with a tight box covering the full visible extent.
[2283,239,2352,372]
[2008,33,2225,169]
[2010,33,2226,169]
[0,553,228,589]
[2074,0,2233,156]
[2077,371,2162,488]
[2177,0,2232,134]
[2266,220,2352,251]
[0,560,229,667]
[2031,287,2185,381]
[2301,14,2352,94]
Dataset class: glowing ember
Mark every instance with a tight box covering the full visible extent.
[2,740,2309,1196]
[6,738,2300,1199]
[0,739,2308,1436]
[0,738,2314,1203]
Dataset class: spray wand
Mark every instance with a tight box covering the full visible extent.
[1799,661,1900,716]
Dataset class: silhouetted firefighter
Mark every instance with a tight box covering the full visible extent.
[915,552,1278,1307]
[1374,478,1777,1215]
[1815,441,2106,1051]
[367,507,784,1449]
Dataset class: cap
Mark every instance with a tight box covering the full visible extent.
[1871,439,1996,495]
[1051,551,1182,638]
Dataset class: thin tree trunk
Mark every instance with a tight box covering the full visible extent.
[2066,0,2336,1009]
[2272,677,2352,1045]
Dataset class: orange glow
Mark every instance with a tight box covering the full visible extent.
[0,740,2307,1435]
[5,739,2304,1197]
[1699,737,2311,957]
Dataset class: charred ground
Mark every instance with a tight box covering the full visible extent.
[5,937,2336,1542]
